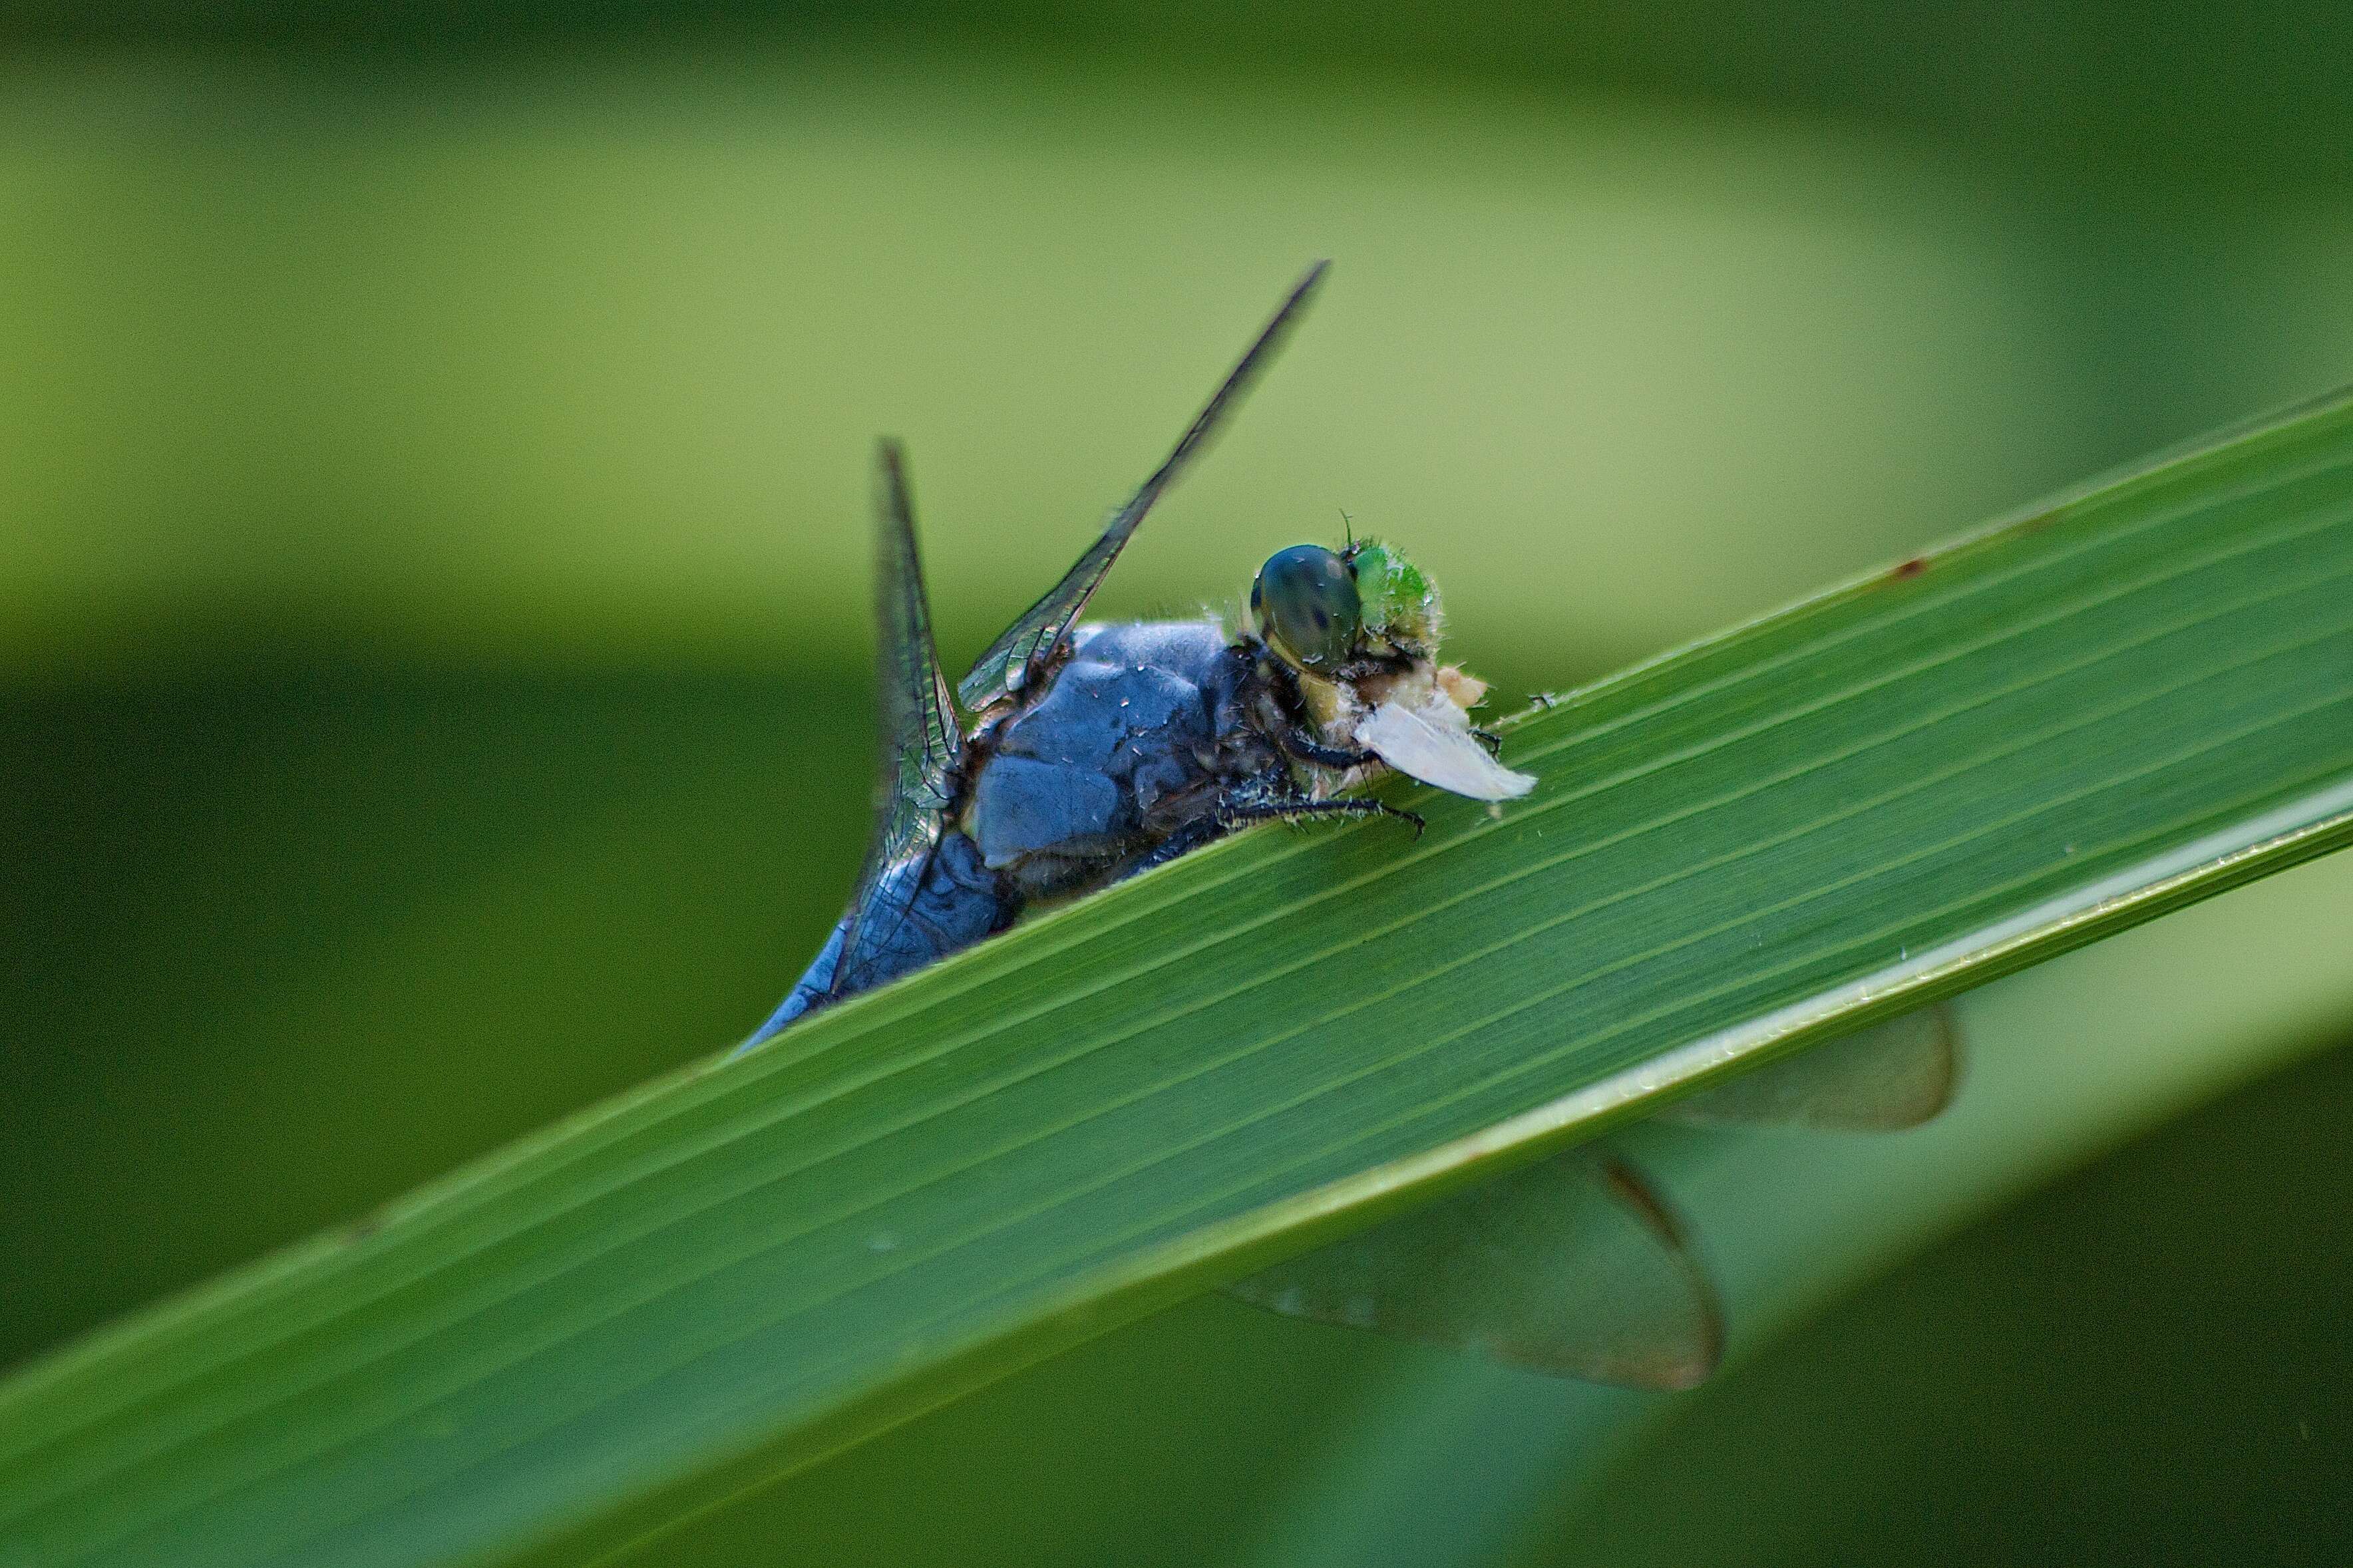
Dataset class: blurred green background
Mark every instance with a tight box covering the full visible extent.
[6,5,2352,1562]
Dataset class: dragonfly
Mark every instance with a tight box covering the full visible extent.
[739,260,1531,1053]
[733,263,1961,1388]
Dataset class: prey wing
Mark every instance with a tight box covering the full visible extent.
[955,260,1329,713]
[830,439,965,997]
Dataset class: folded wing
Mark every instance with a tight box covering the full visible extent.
[829,440,967,995]
[1226,1150,1722,1390]
[956,261,1330,713]
[1662,1004,1960,1131]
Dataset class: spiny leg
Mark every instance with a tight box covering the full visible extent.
[1224,795,1425,839]
[1270,715,1378,771]
[1119,792,1421,885]
[1115,817,1230,881]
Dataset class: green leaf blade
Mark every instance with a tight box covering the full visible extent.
[6,395,2353,1567]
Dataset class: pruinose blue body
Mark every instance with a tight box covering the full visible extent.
[742,264,1532,1053]
[749,621,1288,1042]
[725,269,1968,1405]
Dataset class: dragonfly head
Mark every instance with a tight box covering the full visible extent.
[1250,537,1534,802]
[1248,537,1443,677]
[1250,544,1359,672]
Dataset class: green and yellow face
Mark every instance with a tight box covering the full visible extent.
[1247,536,1535,802]
[1344,539,1442,661]
[1246,537,1444,675]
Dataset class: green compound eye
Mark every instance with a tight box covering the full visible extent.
[1251,544,1362,671]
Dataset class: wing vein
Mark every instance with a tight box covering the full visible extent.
[832,440,963,997]
[955,260,1329,710]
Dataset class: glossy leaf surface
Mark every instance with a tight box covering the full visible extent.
[5,393,2353,1567]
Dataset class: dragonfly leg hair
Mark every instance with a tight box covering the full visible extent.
[1270,714,1377,770]
[1224,796,1425,839]
[1115,817,1228,881]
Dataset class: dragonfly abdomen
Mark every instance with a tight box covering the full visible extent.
[740,829,1015,1050]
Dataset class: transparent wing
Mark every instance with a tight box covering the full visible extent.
[1225,1150,1723,1390]
[955,260,1330,712]
[1662,1003,1962,1131]
[829,439,964,996]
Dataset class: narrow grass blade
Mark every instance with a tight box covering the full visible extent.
[5,392,2353,1567]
